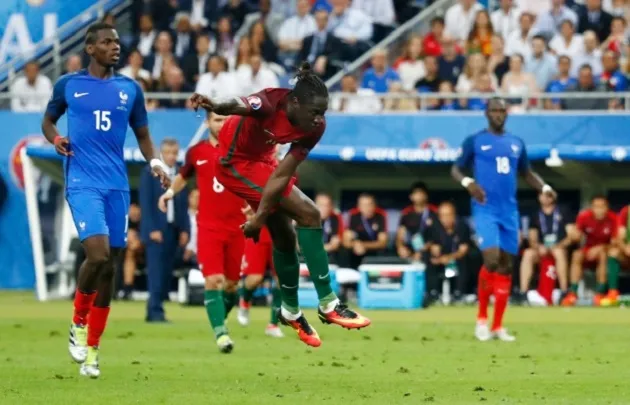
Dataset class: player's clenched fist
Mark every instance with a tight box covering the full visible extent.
[189,93,214,112]
[466,182,486,204]
[241,214,264,243]
[53,135,73,156]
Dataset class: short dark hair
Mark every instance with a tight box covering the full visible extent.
[439,200,456,211]
[410,181,428,195]
[579,63,593,73]
[292,61,328,103]
[358,192,375,202]
[431,16,445,26]
[85,22,115,44]
[532,35,547,44]
[316,192,333,201]
[558,55,572,63]
[612,16,627,26]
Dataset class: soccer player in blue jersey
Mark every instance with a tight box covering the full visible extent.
[41,23,170,378]
[451,98,556,342]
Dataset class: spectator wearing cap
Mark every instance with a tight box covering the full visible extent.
[506,12,535,60]
[572,30,603,76]
[534,0,579,37]
[526,35,559,90]
[549,19,584,60]
[491,0,522,42]
[444,0,484,43]
[362,48,400,93]
[438,35,466,85]
[172,12,197,59]
[577,0,614,42]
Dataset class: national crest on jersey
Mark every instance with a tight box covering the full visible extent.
[46,70,148,191]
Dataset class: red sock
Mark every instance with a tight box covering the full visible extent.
[73,290,96,325]
[87,306,111,347]
[492,274,512,331]
[477,266,494,321]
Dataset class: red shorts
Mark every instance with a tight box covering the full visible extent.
[581,245,606,270]
[216,159,296,210]
[197,227,245,281]
[241,239,274,276]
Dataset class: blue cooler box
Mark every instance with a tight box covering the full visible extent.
[298,263,339,308]
[358,264,425,309]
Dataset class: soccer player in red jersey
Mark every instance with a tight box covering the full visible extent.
[562,195,618,307]
[238,204,284,338]
[158,111,245,353]
[190,62,371,347]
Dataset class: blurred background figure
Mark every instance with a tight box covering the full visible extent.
[139,139,190,323]
[10,61,52,112]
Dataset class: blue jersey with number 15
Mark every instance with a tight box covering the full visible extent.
[45,69,148,191]
[455,130,529,212]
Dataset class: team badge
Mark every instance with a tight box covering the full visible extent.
[247,96,262,110]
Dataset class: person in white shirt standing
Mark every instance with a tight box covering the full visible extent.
[236,54,280,94]
[444,0,484,43]
[571,30,603,76]
[11,61,52,112]
[277,0,317,68]
[492,0,522,42]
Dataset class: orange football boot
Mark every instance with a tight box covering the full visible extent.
[277,309,321,347]
[600,289,620,307]
[561,292,577,307]
[318,303,371,330]
[593,293,605,306]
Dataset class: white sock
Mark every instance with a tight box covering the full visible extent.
[281,306,302,321]
[320,298,340,314]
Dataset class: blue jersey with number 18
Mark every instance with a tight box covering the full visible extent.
[45,69,148,191]
[455,130,529,213]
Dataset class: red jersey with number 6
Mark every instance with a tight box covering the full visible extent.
[179,140,245,233]
[218,88,325,165]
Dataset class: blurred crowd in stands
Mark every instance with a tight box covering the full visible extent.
[10,0,630,113]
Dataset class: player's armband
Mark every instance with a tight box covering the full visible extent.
[461,177,475,188]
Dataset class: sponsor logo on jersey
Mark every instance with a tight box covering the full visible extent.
[247,96,262,110]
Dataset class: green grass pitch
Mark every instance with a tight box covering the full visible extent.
[0,292,629,404]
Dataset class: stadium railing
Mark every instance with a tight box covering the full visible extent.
[3,91,630,111]
[0,0,132,93]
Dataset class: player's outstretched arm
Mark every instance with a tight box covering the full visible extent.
[189,94,252,116]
